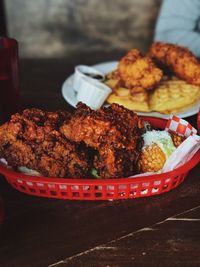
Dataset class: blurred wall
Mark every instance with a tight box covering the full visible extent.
[5,0,162,58]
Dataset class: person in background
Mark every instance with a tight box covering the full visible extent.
[154,0,200,57]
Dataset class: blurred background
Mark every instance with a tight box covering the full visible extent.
[2,0,162,59]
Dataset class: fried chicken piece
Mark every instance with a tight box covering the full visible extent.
[149,42,200,85]
[0,108,89,178]
[60,102,144,178]
[106,70,121,81]
[118,49,163,94]
[169,131,185,148]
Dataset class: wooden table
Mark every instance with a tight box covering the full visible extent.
[0,57,200,267]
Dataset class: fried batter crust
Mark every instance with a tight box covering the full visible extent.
[0,108,89,178]
[149,42,200,85]
[137,144,166,173]
[60,103,144,178]
[118,49,163,93]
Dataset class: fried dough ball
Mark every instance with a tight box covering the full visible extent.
[138,144,166,173]
[118,49,163,94]
[137,130,176,173]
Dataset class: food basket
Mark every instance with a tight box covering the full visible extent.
[0,117,199,201]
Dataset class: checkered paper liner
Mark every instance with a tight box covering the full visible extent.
[162,115,200,172]
[165,115,198,137]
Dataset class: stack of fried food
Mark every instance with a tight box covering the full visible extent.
[105,42,200,114]
[0,103,185,178]
[0,103,145,178]
[0,108,89,178]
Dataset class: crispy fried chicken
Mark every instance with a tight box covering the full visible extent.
[148,42,200,85]
[60,103,144,178]
[0,108,89,178]
[118,49,163,94]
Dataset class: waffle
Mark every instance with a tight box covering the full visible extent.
[149,77,200,114]
[105,73,150,112]
[106,87,150,112]
[105,75,200,114]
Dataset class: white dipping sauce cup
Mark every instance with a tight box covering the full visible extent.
[77,76,112,110]
[73,65,105,92]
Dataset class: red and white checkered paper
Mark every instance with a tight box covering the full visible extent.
[162,115,200,171]
[165,115,197,137]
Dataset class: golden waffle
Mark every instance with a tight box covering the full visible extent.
[107,87,150,112]
[105,75,200,114]
[149,77,200,114]
[105,71,150,112]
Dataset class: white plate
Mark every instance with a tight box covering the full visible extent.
[61,61,200,119]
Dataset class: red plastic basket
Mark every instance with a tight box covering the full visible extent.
[0,117,199,201]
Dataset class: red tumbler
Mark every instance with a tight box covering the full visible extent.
[0,196,4,223]
[0,37,20,123]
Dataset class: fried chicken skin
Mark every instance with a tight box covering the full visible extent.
[60,102,144,178]
[169,131,185,148]
[149,42,200,85]
[0,108,89,178]
[118,49,163,94]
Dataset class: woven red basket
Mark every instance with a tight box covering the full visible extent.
[0,117,199,201]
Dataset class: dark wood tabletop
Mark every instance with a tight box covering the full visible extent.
[0,55,200,267]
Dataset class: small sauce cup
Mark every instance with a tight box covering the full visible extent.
[77,76,112,110]
[73,65,105,92]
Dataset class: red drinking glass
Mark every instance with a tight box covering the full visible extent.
[0,196,4,223]
[197,110,200,134]
[0,37,20,123]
